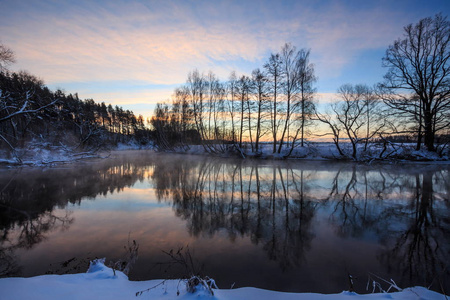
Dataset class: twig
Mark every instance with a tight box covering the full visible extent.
[135,280,167,297]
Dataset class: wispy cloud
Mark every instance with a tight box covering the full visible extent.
[0,1,403,82]
[1,0,447,117]
[2,1,286,84]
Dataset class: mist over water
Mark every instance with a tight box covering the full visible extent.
[0,151,449,294]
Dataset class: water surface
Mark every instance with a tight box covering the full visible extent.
[0,151,449,294]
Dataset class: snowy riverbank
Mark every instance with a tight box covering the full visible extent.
[1,140,448,167]
[0,259,445,300]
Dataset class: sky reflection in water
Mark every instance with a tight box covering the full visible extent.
[0,151,449,294]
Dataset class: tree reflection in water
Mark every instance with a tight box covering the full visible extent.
[0,152,151,277]
[378,171,450,288]
[0,152,448,294]
[152,159,317,271]
[151,157,449,292]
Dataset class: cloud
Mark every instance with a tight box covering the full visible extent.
[1,0,444,118]
[3,0,404,85]
[2,1,289,85]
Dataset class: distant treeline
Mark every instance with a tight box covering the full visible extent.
[0,70,152,157]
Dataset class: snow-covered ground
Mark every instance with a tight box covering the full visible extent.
[1,138,448,166]
[0,139,157,166]
[170,141,449,162]
[0,259,445,300]
[0,143,103,166]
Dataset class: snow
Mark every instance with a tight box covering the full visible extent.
[1,139,448,167]
[167,141,449,163]
[0,141,104,166]
[0,259,444,300]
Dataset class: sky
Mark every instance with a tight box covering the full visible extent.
[1,0,450,119]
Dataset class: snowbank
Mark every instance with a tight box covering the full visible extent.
[157,142,449,162]
[0,259,444,300]
[2,140,448,167]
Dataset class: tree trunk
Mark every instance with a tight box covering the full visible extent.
[423,110,434,151]
[272,78,278,153]
[301,96,305,147]
[416,101,422,150]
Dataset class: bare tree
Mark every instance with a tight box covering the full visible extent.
[226,71,238,143]
[380,14,450,152]
[362,85,378,151]
[334,84,367,159]
[171,87,192,149]
[251,68,270,153]
[290,48,316,151]
[278,43,297,153]
[277,44,316,155]
[150,103,172,150]
[236,75,251,149]
[205,71,219,142]
[324,84,387,159]
[186,70,213,152]
[293,49,317,147]
[205,72,227,152]
[314,108,345,157]
[264,53,283,153]
[0,42,15,71]
[314,84,384,160]
[263,45,316,156]
[353,84,387,151]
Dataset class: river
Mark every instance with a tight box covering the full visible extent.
[0,150,449,294]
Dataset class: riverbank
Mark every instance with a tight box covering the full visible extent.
[0,260,445,300]
[157,141,449,163]
[1,141,448,167]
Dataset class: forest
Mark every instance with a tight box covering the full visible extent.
[0,69,152,163]
[1,14,450,163]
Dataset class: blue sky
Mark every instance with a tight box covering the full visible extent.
[1,0,449,118]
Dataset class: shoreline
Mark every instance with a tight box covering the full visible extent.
[0,260,445,300]
[1,145,450,168]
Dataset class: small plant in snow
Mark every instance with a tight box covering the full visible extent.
[109,237,139,276]
[135,279,169,297]
[136,245,218,297]
[184,275,218,296]
[164,246,218,296]
[347,273,355,292]
[366,272,402,293]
